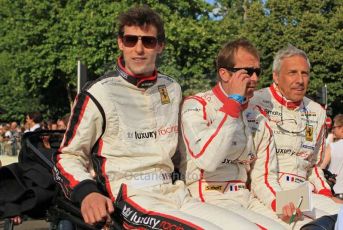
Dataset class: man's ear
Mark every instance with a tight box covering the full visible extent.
[272,71,279,85]
[156,42,165,54]
[117,36,124,51]
[218,68,230,82]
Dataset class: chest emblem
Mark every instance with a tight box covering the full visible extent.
[158,85,170,105]
[305,125,313,141]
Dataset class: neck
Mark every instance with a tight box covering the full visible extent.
[116,56,157,88]
[270,83,301,109]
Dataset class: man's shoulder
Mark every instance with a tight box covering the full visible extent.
[250,87,272,107]
[303,96,325,113]
[245,103,269,121]
[82,71,119,92]
[156,72,180,88]
[253,86,270,97]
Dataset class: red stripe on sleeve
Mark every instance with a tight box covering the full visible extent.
[97,139,115,202]
[56,154,79,188]
[314,165,330,191]
[198,170,205,202]
[67,96,90,146]
[263,122,276,196]
[182,114,228,159]
[185,96,207,120]
[57,95,90,188]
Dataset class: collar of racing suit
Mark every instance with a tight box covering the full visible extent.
[269,83,301,110]
[213,83,249,110]
[115,56,157,89]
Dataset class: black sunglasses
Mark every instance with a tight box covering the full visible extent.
[226,67,261,77]
[122,35,159,49]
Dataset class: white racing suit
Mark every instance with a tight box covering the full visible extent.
[250,84,342,229]
[179,83,286,229]
[54,61,259,230]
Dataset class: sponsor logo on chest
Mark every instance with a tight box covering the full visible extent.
[276,148,296,155]
[127,125,178,140]
[133,131,157,139]
[122,204,161,229]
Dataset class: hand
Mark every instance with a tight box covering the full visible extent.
[278,202,302,224]
[227,69,251,97]
[10,216,22,225]
[81,192,114,225]
[331,196,343,204]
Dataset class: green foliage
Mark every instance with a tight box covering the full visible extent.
[237,0,343,114]
[0,0,342,122]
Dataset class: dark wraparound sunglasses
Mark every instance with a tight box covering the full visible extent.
[226,67,261,77]
[122,35,159,49]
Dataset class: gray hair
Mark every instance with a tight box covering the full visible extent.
[272,44,311,74]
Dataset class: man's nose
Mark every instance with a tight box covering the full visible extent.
[134,39,144,53]
[295,72,305,84]
[250,72,259,81]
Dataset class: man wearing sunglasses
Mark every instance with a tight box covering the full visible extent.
[54,5,258,230]
[179,38,295,229]
[251,45,342,228]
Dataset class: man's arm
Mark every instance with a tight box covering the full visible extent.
[249,105,303,221]
[180,96,243,172]
[249,106,282,211]
[307,113,332,197]
[54,92,114,223]
[320,144,331,169]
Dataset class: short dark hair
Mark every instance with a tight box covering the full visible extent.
[334,114,343,127]
[118,5,165,43]
[28,111,43,124]
[216,38,259,72]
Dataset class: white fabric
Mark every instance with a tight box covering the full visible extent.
[329,139,343,193]
[335,206,343,230]
[179,84,285,229]
[56,64,259,229]
[251,84,330,193]
[29,124,40,132]
[251,84,341,229]
[127,171,172,189]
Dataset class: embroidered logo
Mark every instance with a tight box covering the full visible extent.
[158,85,170,105]
[305,125,313,141]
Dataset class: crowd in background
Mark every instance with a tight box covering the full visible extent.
[0,112,70,157]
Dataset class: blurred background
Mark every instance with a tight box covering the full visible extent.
[0,0,342,124]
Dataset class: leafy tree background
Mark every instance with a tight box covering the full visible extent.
[0,0,342,122]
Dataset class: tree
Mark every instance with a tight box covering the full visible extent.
[0,0,342,121]
[237,0,343,114]
[0,0,120,121]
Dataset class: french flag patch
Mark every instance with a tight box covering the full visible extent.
[286,176,295,182]
[230,185,238,191]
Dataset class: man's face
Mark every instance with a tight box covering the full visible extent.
[332,123,343,139]
[26,116,33,127]
[51,124,58,130]
[118,25,164,76]
[233,48,260,99]
[10,122,17,130]
[57,120,66,130]
[273,55,310,102]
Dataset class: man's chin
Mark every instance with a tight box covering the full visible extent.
[290,92,306,102]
